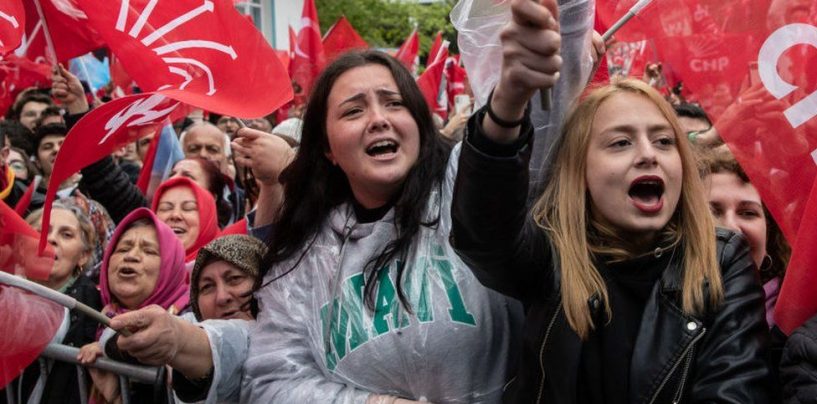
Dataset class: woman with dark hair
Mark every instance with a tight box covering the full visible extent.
[241,42,544,402]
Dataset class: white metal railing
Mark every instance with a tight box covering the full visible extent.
[3,343,174,404]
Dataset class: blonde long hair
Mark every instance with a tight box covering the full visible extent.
[532,79,723,339]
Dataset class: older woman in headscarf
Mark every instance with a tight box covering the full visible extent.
[82,235,267,404]
[151,177,220,264]
[78,207,189,404]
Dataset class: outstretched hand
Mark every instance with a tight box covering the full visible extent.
[109,305,184,366]
[51,64,88,115]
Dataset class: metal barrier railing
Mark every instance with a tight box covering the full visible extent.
[4,343,173,404]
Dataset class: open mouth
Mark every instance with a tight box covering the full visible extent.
[365,139,399,157]
[118,266,138,277]
[628,176,665,213]
[171,226,187,235]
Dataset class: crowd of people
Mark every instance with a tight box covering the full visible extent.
[1,0,816,402]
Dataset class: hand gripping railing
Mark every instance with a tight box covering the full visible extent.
[4,343,173,404]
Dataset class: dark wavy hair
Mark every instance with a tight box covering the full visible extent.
[261,50,452,309]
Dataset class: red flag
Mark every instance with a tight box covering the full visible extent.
[0,0,24,55]
[589,8,610,85]
[446,59,468,110]
[417,46,449,119]
[0,53,51,116]
[275,50,290,74]
[290,0,325,97]
[0,200,54,280]
[19,0,104,64]
[0,283,64,389]
[109,53,135,98]
[39,92,180,252]
[75,0,292,118]
[322,16,367,63]
[428,31,443,64]
[777,177,817,334]
[394,29,419,74]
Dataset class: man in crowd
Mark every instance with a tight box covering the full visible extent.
[0,125,26,207]
[9,92,54,131]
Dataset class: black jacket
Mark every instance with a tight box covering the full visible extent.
[450,112,773,403]
[781,314,817,403]
[15,275,102,404]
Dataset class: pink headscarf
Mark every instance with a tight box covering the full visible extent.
[151,177,219,263]
[100,208,189,318]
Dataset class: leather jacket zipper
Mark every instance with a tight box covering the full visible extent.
[648,327,706,404]
[671,345,696,404]
[535,305,561,404]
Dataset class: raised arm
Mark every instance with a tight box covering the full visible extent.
[451,0,561,303]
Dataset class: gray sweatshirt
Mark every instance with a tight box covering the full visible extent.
[241,145,524,403]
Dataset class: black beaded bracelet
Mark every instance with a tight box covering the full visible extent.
[485,89,525,128]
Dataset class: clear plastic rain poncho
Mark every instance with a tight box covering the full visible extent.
[451,0,596,200]
[241,145,524,403]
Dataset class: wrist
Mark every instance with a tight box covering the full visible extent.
[65,101,89,115]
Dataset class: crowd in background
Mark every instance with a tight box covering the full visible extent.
[1,0,817,402]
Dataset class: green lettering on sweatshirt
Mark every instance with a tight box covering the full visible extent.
[431,245,476,325]
[321,244,477,371]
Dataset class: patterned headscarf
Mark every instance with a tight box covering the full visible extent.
[67,193,116,281]
[100,208,189,318]
[189,234,266,320]
[151,176,219,263]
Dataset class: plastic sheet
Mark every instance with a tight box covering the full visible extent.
[451,0,596,200]
[0,285,65,388]
[242,145,524,403]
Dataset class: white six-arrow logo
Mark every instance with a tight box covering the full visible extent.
[115,0,237,95]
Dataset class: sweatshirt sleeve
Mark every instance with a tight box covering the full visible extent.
[241,280,371,404]
[173,317,251,404]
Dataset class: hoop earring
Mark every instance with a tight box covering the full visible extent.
[760,254,773,271]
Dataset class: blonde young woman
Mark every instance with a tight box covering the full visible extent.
[451,77,773,402]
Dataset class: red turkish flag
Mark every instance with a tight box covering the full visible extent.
[446,59,468,110]
[75,0,292,118]
[38,92,179,252]
[290,0,325,97]
[19,0,103,64]
[428,31,443,64]
[0,0,24,55]
[322,16,367,63]
[0,283,64,389]
[395,29,419,74]
[417,46,449,119]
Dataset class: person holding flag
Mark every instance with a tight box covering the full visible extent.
[452,9,772,401]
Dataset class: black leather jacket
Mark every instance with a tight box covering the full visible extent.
[450,113,773,403]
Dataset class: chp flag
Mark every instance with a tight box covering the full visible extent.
[39,0,293,254]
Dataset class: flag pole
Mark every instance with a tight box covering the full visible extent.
[0,272,131,336]
[601,0,655,42]
[32,0,58,66]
